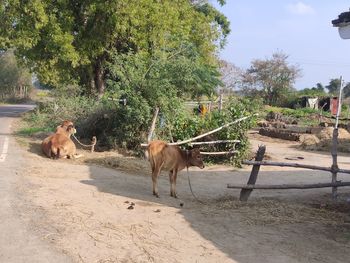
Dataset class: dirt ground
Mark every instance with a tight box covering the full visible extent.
[15,130,350,263]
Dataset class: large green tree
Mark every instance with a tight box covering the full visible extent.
[1,0,229,98]
[241,52,301,106]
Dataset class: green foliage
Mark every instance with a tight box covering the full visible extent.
[0,50,32,100]
[23,91,259,166]
[106,44,221,105]
[1,0,229,97]
[263,106,334,128]
[193,1,230,47]
[79,91,152,149]
[16,126,53,137]
[325,78,341,95]
[23,95,98,132]
[97,43,223,150]
[280,107,319,118]
[298,87,327,97]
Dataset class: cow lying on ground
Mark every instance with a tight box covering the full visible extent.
[41,121,79,159]
[147,140,205,198]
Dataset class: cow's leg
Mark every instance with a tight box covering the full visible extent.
[152,164,162,198]
[173,169,177,198]
[169,170,175,197]
[170,169,178,198]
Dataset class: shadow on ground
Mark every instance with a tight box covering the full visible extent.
[81,163,350,263]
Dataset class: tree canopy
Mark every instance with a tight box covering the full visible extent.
[1,0,229,98]
[324,78,350,98]
[241,52,301,106]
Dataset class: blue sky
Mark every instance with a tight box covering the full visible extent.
[212,1,350,89]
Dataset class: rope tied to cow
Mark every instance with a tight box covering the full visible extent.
[185,150,206,204]
[72,134,97,153]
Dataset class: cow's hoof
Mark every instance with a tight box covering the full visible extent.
[153,192,160,198]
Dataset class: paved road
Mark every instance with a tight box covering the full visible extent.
[0,104,71,262]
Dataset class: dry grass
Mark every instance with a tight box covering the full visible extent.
[204,196,350,226]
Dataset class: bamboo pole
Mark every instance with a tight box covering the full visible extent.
[239,145,266,201]
[331,128,339,200]
[189,140,240,146]
[242,160,350,174]
[200,150,238,155]
[331,76,343,200]
[228,182,350,190]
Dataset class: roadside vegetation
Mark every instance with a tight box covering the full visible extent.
[1,1,349,166]
[0,1,258,165]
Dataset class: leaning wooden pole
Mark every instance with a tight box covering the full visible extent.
[147,107,159,143]
[239,145,266,201]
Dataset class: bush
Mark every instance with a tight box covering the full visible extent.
[77,91,152,150]
[22,95,98,134]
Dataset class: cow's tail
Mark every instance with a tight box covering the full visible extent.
[144,148,149,160]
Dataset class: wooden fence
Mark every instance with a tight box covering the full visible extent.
[227,128,350,201]
[228,77,350,201]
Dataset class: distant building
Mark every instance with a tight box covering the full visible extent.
[301,97,318,110]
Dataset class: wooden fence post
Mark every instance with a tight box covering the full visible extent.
[331,128,339,200]
[239,145,266,201]
[331,76,343,200]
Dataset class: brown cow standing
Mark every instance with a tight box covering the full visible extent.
[147,140,205,198]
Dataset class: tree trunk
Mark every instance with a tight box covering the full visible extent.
[94,58,105,99]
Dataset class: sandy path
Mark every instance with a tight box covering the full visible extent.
[15,133,350,263]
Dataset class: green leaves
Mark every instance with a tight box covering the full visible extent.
[0,0,229,96]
